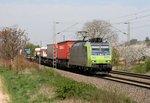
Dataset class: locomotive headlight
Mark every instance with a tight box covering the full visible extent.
[92,60,96,63]
[106,60,110,63]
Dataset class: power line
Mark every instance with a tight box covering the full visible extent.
[109,8,150,21]
[57,23,79,34]
[127,14,150,21]
[132,24,150,30]
[129,18,150,24]
[111,14,150,25]
[111,25,127,35]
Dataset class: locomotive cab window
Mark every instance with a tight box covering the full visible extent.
[91,45,110,56]
[91,45,101,55]
[101,45,110,55]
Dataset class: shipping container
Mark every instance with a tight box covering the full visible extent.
[40,47,47,57]
[35,47,47,57]
[35,48,41,56]
[57,41,76,60]
[47,44,58,59]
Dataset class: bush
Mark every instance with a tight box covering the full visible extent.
[131,64,146,73]
[112,48,120,66]
[145,58,150,72]
[56,80,95,100]
[131,58,150,73]
[13,55,39,72]
[0,59,12,69]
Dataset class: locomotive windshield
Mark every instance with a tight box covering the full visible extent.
[91,45,110,56]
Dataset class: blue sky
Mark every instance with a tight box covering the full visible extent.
[0,0,150,45]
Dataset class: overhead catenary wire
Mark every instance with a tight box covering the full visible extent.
[128,18,150,24]
[109,8,150,25]
[111,25,127,35]
[111,13,150,25]
[109,8,150,21]
[127,14,150,22]
[57,23,79,34]
[131,24,150,30]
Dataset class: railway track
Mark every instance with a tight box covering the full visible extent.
[36,61,150,89]
[110,70,150,79]
[97,70,150,89]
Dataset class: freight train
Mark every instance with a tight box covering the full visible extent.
[35,38,112,74]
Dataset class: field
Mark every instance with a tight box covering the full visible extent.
[0,66,135,103]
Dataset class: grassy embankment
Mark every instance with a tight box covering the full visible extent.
[113,58,150,74]
[0,57,135,103]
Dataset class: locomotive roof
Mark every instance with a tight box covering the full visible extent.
[91,41,110,45]
[57,40,81,44]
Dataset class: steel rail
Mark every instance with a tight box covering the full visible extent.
[108,75,150,85]
[110,70,150,79]
[103,76,150,89]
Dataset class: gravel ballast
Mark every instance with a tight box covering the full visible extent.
[55,69,150,103]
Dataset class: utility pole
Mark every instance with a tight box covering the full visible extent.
[124,22,130,42]
[124,22,131,68]
[39,41,42,68]
[53,22,59,68]
[53,22,56,68]
[52,22,78,68]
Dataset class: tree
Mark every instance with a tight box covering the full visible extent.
[82,19,118,42]
[145,37,150,42]
[130,39,138,45]
[0,27,29,60]
[112,48,120,66]
[25,43,40,56]
[145,37,150,47]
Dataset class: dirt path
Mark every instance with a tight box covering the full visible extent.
[0,78,10,103]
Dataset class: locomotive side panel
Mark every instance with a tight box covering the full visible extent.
[69,42,87,66]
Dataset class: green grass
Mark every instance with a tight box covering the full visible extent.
[131,64,146,73]
[130,58,150,74]
[113,58,150,74]
[114,64,147,74]
[0,67,135,103]
[145,58,150,72]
